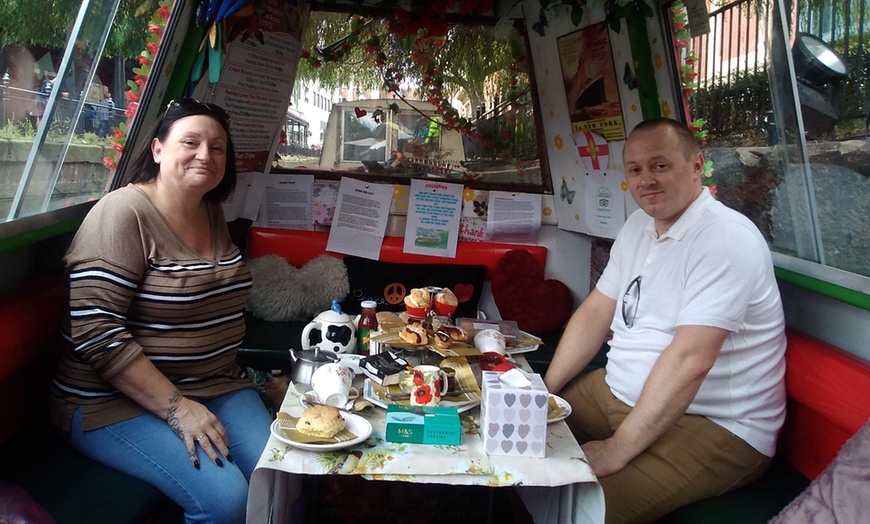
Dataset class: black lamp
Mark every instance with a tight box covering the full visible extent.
[791,33,849,137]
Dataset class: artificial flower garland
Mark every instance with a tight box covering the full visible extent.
[671,0,715,193]
[103,0,173,170]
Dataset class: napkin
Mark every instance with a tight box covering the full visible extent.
[276,411,358,444]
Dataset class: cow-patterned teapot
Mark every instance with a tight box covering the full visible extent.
[301,300,358,354]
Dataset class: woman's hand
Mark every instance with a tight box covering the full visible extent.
[165,390,232,469]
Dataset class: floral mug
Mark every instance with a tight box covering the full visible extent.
[408,365,449,407]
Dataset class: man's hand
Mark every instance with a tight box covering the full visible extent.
[581,438,631,477]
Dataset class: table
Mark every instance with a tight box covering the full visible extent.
[246,356,604,523]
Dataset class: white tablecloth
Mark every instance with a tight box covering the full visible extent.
[246,358,604,523]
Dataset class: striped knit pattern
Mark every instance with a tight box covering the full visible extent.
[50,185,254,431]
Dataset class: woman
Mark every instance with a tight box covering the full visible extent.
[49,98,272,524]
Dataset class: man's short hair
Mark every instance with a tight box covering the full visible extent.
[629,118,701,159]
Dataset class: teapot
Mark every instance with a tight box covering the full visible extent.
[288,346,340,387]
[301,300,357,354]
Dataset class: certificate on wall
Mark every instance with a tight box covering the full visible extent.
[558,22,626,141]
[583,170,625,239]
[403,179,463,258]
[326,178,393,260]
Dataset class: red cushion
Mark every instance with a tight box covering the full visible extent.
[491,249,574,333]
[247,228,547,279]
[780,328,870,479]
[0,274,67,443]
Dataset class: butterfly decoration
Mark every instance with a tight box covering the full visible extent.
[623,63,637,91]
[560,179,576,205]
[532,7,549,37]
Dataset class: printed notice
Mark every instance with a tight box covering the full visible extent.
[326,177,393,260]
[403,179,463,258]
[222,171,269,221]
[485,191,542,245]
[583,170,625,239]
[258,174,314,229]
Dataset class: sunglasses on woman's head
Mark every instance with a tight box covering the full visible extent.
[165,97,231,125]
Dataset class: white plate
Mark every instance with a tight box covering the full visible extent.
[363,378,480,414]
[547,394,572,424]
[270,413,373,451]
[507,330,541,355]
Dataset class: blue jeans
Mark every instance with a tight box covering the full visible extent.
[67,388,272,524]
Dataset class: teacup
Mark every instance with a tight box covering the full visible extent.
[310,363,354,407]
[405,365,449,407]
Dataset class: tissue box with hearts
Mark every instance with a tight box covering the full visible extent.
[479,370,549,457]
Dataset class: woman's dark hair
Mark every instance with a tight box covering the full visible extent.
[126,98,237,203]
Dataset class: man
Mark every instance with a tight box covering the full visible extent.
[544,118,786,523]
[97,89,114,139]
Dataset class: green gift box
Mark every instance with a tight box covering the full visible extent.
[385,405,461,445]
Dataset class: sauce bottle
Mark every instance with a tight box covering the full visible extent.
[357,300,379,354]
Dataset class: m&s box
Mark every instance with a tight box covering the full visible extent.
[479,370,548,457]
[385,405,461,446]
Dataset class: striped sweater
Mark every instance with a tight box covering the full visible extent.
[50,185,254,431]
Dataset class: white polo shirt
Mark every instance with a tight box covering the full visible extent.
[596,188,786,456]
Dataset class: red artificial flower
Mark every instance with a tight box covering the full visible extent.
[138,54,152,66]
[148,24,163,36]
[111,142,125,153]
[127,90,140,103]
[157,4,170,20]
[125,102,138,117]
[102,156,116,169]
[708,184,717,196]
[146,42,158,56]
[113,129,124,140]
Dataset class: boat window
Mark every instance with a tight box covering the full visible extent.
[689,0,870,299]
[0,0,158,241]
[275,8,550,192]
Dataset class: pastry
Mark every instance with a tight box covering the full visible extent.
[433,328,453,349]
[439,325,468,343]
[404,288,431,309]
[399,323,428,346]
[434,288,458,306]
[296,404,345,439]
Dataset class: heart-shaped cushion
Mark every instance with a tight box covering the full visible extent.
[491,249,574,333]
[247,254,350,321]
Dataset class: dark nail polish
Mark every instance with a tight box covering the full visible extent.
[226,453,234,463]
[215,457,223,467]
[194,459,200,469]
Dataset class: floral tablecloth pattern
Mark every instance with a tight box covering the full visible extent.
[246,356,604,523]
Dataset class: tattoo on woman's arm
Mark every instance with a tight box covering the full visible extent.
[166,389,183,440]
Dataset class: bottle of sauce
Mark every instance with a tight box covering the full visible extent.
[357,300,379,354]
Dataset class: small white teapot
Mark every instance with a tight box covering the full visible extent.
[301,300,358,354]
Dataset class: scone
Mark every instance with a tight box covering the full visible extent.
[434,288,458,306]
[404,288,431,309]
[399,323,428,346]
[296,405,345,438]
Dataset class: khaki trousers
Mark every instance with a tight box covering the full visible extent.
[560,369,771,524]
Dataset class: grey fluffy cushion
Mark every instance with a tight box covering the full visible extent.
[246,254,349,321]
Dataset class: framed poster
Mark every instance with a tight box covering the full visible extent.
[558,22,626,141]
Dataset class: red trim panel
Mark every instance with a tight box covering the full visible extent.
[247,227,548,279]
